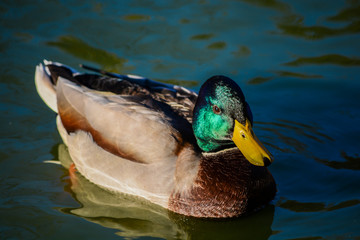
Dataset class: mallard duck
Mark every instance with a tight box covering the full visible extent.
[35,60,276,218]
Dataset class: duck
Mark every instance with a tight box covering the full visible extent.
[35,60,276,218]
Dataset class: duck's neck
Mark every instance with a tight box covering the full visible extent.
[195,136,234,152]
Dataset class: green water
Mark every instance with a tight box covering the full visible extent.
[1,0,360,239]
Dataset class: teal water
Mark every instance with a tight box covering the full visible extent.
[1,0,360,239]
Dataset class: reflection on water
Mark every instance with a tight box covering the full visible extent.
[274,71,322,79]
[57,144,274,240]
[47,36,133,73]
[190,33,215,40]
[47,36,201,87]
[206,41,227,50]
[248,76,274,85]
[276,16,360,40]
[122,14,151,22]
[327,2,360,22]
[57,144,184,239]
[239,0,291,12]
[284,54,360,66]
[232,45,251,58]
[275,1,360,40]
[278,198,360,213]
[257,119,333,154]
[247,70,323,85]
[315,151,360,170]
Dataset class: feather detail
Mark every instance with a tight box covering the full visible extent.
[56,77,182,164]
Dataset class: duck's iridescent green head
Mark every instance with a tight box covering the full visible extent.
[192,75,273,166]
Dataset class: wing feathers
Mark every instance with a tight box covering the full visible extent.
[57,78,180,164]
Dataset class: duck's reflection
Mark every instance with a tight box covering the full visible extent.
[57,144,275,240]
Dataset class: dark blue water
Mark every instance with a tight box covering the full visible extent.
[1,0,359,239]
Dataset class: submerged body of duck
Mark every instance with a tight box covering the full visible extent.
[35,60,276,218]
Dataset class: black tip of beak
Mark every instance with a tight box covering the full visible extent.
[263,157,272,167]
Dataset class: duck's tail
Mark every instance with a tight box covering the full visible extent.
[35,60,58,112]
[35,60,80,113]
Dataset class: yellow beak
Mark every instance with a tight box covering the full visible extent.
[232,119,273,166]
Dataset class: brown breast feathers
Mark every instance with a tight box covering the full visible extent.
[169,148,276,218]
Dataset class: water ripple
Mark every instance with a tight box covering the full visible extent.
[46,35,134,73]
[315,151,360,170]
[257,119,334,154]
[284,54,360,67]
[278,198,360,213]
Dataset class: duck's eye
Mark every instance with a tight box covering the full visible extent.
[212,105,221,114]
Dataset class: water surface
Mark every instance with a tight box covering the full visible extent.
[1,0,360,239]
